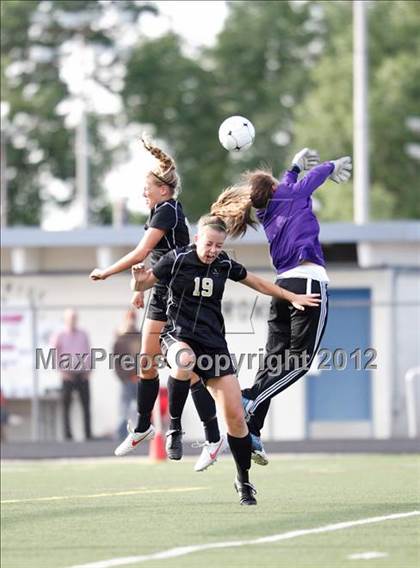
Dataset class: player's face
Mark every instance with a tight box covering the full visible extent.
[195,227,226,264]
[143,175,169,209]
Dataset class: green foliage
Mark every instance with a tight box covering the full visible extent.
[128,210,148,226]
[211,0,318,172]
[293,0,420,220]
[123,1,319,219]
[124,33,228,218]
[1,0,155,225]
[2,0,419,225]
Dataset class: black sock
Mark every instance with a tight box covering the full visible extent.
[227,433,252,484]
[167,376,191,431]
[249,399,270,436]
[190,380,220,443]
[248,416,260,437]
[135,377,159,433]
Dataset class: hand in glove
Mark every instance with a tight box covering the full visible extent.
[330,156,352,183]
[291,148,320,172]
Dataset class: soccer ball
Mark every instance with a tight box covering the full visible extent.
[218,115,255,152]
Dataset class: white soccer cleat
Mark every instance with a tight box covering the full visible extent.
[114,423,155,456]
[194,434,228,472]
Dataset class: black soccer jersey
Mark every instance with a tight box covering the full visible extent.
[145,199,190,266]
[152,244,247,348]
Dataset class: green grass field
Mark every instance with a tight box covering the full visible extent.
[1,454,419,568]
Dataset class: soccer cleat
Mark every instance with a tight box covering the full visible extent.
[242,395,253,422]
[194,434,228,472]
[250,433,269,466]
[234,477,257,506]
[165,429,184,460]
[114,423,155,456]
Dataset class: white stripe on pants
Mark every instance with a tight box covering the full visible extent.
[249,281,328,414]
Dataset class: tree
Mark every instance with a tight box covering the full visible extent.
[123,33,227,219]
[123,1,320,220]
[1,0,156,225]
[292,0,420,220]
[210,0,320,177]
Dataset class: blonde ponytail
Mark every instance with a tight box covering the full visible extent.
[211,168,278,238]
[141,135,180,196]
[211,185,256,238]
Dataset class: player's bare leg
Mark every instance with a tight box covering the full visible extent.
[114,319,164,456]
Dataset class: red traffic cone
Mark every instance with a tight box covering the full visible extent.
[149,389,167,462]
[149,430,166,461]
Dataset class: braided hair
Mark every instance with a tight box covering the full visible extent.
[141,135,180,196]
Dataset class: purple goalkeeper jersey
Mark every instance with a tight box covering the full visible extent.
[256,161,334,274]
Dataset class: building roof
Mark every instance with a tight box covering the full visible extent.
[2,221,420,249]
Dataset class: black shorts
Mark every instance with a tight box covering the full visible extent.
[160,334,236,382]
[146,284,168,321]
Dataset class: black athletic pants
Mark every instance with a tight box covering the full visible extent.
[242,278,328,436]
[62,373,92,440]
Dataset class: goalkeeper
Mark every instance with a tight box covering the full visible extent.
[211,149,352,464]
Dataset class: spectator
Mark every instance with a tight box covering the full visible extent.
[51,309,92,440]
[113,309,141,440]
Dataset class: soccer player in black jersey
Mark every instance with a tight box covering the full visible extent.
[131,214,321,505]
[90,138,226,471]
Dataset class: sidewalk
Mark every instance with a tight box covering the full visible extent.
[1,438,419,460]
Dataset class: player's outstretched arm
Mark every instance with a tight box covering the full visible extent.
[131,264,158,292]
[292,155,353,196]
[240,272,321,311]
[89,228,166,281]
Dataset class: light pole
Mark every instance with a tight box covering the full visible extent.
[1,102,9,227]
[59,34,92,227]
[353,0,370,224]
[75,99,90,227]
[405,116,420,161]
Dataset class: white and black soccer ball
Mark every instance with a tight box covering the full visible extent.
[218,115,255,152]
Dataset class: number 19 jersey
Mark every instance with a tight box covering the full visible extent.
[152,244,247,348]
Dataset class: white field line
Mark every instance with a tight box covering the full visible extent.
[0,454,341,466]
[68,510,420,568]
[1,457,178,467]
[1,486,206,504]
[348,551,389,560]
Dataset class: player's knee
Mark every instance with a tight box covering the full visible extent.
[225,407,246,434]
[190,373,200,386]
[139,367,158,380]
[138,354,158,378]
[139,353,151,369]
[175,347,195,371]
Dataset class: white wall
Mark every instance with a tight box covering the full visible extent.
[393,269,420,436]
[1,274,132,440]
[2,243,417,441]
